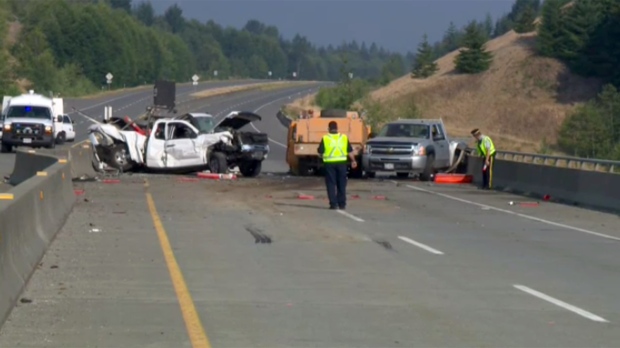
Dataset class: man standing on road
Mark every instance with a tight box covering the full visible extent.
[318,121,357,210]
[471,128,496,189]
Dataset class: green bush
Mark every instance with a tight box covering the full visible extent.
[557,84,620,160]
[314,79,371,110]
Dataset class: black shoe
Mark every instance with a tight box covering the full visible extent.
[338,205,346,210]
[329,206,338,210]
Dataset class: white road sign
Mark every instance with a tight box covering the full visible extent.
[192,74,199,82]
[268,71,272,77]
[292,72,297,78]
[213,70,218,77]
[106,72,113,80]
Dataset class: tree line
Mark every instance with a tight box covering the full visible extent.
[543,0,620,160]
[0,0,405,96]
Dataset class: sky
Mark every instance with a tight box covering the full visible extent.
[148,0,515,54]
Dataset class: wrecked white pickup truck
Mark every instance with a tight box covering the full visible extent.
[88,111,270,177]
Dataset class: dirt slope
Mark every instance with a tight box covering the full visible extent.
[368,30,601,153]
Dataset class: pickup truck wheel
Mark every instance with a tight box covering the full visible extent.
[298,160,311,176]
[109,144,134,172]
[209,152,228,174]
[365,171,376,179]
[56,132,66,145]
[419,154,435,182]
[396,172,409,178]
[239,160,262,177]
[45,141,55,149]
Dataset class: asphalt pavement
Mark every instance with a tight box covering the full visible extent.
[0,83,619,347]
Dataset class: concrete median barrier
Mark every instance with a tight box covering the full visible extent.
[466,155,620,213]
[7,150,59,186]
[67,143,100,180]
[0,150,75,328]
[9,144,99,186]
[276,110,292,128]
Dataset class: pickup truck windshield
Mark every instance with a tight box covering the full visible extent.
[193,117,215,133]
[6,106,52,120]
[378,123,430,138]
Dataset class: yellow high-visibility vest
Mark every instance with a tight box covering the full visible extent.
[322,133,348,163]
[477,135,496,157]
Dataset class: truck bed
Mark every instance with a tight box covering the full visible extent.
[297,118,367,143]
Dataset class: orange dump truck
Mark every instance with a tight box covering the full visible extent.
[286,108,371,177]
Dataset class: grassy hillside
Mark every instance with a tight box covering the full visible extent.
[368,30,602,153]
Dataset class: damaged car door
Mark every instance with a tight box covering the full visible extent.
[145,121,168,168]
[163,121,204,168]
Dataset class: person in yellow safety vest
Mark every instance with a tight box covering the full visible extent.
[471,128,496,189]
[317,121,358,210]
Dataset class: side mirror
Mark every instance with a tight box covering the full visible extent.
[57,116,63,122]
[71,120,75,124]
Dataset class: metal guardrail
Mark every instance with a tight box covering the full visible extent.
[488,150,619,174]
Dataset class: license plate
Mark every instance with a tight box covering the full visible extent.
[384,163,394,170]
[23,138,32,144]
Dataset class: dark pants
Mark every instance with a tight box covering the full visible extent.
[324,163,348,208]
[482,153,495,189]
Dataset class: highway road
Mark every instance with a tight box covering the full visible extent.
[0,83,619,347]
[0,79,278,190]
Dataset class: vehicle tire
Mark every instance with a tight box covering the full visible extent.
[45,141,55,149]
[298,159,311,176]
[239,160,262,177]
[365,171,376,179]
[56,132,66,145]
[209,151,228,174]
[419,154,435,182]
[109,144,134,172]
[396,172,409,178]
[1,143,12,153]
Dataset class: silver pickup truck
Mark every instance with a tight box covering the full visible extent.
[362,118,468,180]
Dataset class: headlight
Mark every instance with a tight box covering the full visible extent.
[45,126,53,133]
[241,144,253,151]
[413,145,426,156]
[3,124,10,131]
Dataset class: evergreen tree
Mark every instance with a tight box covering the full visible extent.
[484,13,494,38]
[536,0,563,57]
[454,21,493,74]
[133,1,154,26]
[493,16,513,37]
[411,34,438,79]
[514,4,537,33]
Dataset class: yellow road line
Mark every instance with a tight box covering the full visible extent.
[145,183,211,348]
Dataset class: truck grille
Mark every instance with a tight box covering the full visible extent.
[369,143,415,155]
[11,123,45,136]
